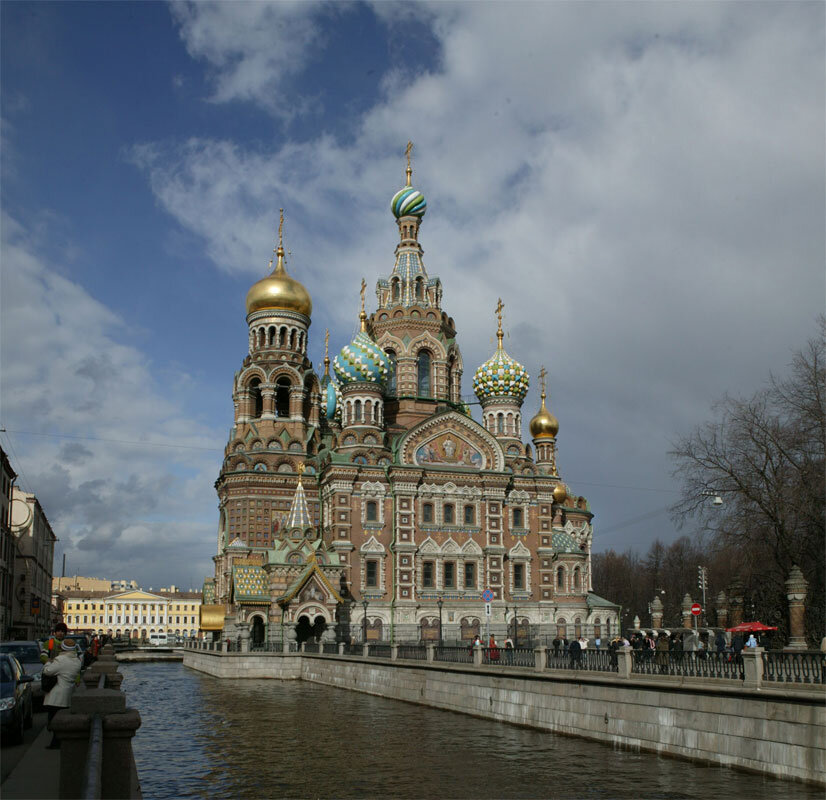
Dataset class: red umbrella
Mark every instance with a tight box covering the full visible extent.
[726,621,778,633]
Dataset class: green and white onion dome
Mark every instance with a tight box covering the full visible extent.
[391,186,427,219]
[333,330,394,387]
[473,346,529,402]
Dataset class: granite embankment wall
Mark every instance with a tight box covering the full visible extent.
[182,650,825,786]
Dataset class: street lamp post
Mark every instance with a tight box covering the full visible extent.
[362,598,368,646]
[436,596,444,647]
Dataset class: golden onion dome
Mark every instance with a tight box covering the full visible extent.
[529,391,559,439]
[552,483,567,505]
[246,246,312,318]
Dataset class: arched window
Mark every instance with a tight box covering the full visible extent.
[497,413,504,434]
[415,277,424,301]
[276,377,291,418]
[290,329,297,350]
[417,350,431,397]
[557,566,565,589]
[385,350,397,396]
[392,279,400,302]
[268,326,276,346]
[365,501,377,522]
[249,378,263,418]
[364,400,372,424]
[512,508,523,528]
[279,327,287,347]
[573,567,581,590]
[448,355,456,402]
[354,399,362,423]
[422,503,434,524]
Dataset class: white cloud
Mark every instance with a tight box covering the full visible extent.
[169,0,340,117]
[0,212,222,588]
[132,2,824,553]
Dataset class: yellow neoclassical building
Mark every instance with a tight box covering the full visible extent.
[60,588,202,639]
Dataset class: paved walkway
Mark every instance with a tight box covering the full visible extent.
[1,720,60,799]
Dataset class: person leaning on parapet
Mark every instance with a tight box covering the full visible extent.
[715,630,727,654]
[656,632,670,673]
[41,622,69,662]
[42,638,82,749]
[568,636,582,668]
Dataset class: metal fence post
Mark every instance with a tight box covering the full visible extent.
[363,643,370,659]
[426,643,435,663]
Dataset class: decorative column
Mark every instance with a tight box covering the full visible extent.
[785,564,809,651]
[650,596,663,629]
[728,580,745,627]
[715,590,729,629]
[681,594,693,629]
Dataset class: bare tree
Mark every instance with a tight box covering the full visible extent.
[669,319,825,644]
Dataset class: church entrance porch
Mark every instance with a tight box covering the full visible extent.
[296,614,327,644]
[251,615,266,645]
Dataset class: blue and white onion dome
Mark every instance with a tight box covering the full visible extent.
[333,330,394,388]
[473,345,530,402]
[391,185,426,219]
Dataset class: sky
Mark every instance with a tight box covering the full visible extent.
[1,1,823,591]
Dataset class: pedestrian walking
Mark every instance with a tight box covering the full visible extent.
[42,638,82,749]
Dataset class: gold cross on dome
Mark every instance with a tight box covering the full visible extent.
[495,298,504,345]
[405,141,413,186]
[278,209,284,248]
[360,278,367,312]
[324,328,329,358]
[538,366,547,395]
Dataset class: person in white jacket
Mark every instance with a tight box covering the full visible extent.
[42,638,82,749]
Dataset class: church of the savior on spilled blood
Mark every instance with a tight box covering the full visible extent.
[200,150,619,646]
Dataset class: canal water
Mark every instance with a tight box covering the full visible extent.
[120,663,819,799]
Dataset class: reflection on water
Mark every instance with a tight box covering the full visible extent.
[120,663,820,800]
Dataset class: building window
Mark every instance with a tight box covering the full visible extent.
[249,378,263,418]
[557,566,565,589]
[366,560,378,588]
[463,505,475,525]
[444,562,456,589]
[573,567,581,590]
[513,563,525,589]
[275,377,291,417]
[365,501,378,522]
[443,504,455,525]
[385,350,397,396]
[422,561,435,588]
[422,503,434,524]
[417,350,431,397]
[464,562,475,589]
[512,508,523,527]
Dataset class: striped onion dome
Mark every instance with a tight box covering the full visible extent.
[473,344,530,403]
[333,330,394,387]
[391,186,427,218]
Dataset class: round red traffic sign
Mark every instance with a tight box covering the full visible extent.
[691,603,702,616]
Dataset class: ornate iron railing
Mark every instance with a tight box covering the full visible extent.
[762,650,824,684]
[486,647,534,668]
[322,642,339,654]
[397,644,427,661]
[631,651,744,679]
[304,642,320,654]
[546,648,618,673]
[435,645,473,664]
[371,644,392,659]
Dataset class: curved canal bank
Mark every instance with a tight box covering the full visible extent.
[121,662,822,799]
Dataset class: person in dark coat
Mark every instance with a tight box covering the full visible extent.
[568,637,582,668]
[714,631,727,654]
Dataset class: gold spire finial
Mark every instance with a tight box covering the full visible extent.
[323,328,330,377]
[405,141,413,187]
[359,278,368,332]
[297,461,305,476]
[272,209,286,274]
[538,366,548,399]
[495,298,504,347]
